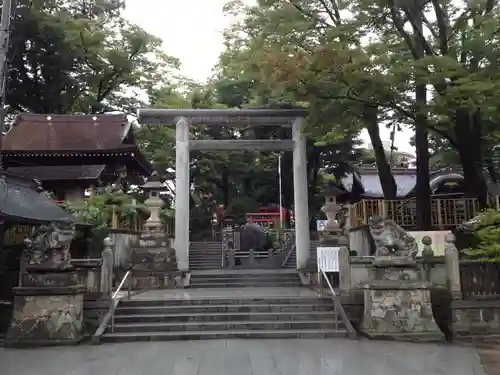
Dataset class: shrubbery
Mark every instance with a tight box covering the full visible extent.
[462,209,500,261]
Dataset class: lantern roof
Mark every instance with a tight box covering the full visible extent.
[140,171,164,190]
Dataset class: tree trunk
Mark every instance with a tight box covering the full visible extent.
[414,86,431,230]
[454,110,489,207]
[363,104,398,199]
[222,167,229,208]
[484,147,498,184]
[414,9,432,230]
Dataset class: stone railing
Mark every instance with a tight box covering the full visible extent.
[339,235,456,297]
[71,258,103,298]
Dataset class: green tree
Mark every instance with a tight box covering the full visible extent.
[7,0,178,115]
[218,0,401,199]
[220,0,500,210]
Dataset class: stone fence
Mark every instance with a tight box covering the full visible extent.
[337,234,500,341]
[71,259,103,298]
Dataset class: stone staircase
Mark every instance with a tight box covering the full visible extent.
[99,294,347,342]
[189,269,302,288]
[189,240,321,270]
[189,241,222,270]
[283,240,320,268]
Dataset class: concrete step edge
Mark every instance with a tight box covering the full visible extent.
[109,319,341,328]
[101,328,348,340]
[114,311,336,319]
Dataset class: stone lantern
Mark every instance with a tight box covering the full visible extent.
[320,181,348,246]
[321,182,346,231]
[141,172,164,233]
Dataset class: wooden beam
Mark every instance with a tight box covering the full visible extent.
[189,140,294,152]
[138,108,308,126]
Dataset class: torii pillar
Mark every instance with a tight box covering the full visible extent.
[174,117,190,271]
[292,118,310,269]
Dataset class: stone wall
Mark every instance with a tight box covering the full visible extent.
[108,229,139,269]
[348,226,372,256]
[452,299,500,339]
[349,257,447,292]
[6,288,85,346]
[72,259,103,298]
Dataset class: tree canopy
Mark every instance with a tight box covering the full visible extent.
[7,0,500,235]
[7,0,178,115]
[215,0,500,207]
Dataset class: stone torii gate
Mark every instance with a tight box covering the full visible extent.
[138,109,310,272]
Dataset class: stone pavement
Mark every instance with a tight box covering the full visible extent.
[0,339,485,375]
[467,343,500,375]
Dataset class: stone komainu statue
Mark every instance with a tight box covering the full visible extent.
[23,221,75,269]
[368,216,419,258]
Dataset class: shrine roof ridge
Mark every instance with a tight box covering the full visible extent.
[137,108,309,126]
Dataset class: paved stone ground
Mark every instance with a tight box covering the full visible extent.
[0,339,485,375]
[462,343,500,375]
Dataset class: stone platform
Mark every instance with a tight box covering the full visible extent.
[0,338,485,375]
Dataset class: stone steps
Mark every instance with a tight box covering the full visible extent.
[117,303,333,315]
[111,319,341,333]
[189,242,222,270]
[101,328,346,342]
[189,271,301,288]
[113,310,336,323]
[120,296,330,306]
[189,281,302,288]
[100,296,347,343]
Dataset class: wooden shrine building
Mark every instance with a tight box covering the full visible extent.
[1,114,153,201]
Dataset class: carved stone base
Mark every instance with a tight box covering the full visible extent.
[5,285,86,347]
[22,267,79,287]
[360,280,444,342]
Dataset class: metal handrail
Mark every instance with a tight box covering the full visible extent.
[110,269,132,332]
[319,268,357,338]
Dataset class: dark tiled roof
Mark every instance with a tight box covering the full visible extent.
[341,173,417,198]
[3,114,130,151]
[5,165,106,181]
[341,167,465,198]
[0,174,75,223]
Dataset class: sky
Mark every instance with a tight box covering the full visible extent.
[123,0,414,154]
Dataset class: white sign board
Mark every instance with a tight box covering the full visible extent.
[317,247,340,272]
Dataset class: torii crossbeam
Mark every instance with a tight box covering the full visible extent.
[138,108,310,272]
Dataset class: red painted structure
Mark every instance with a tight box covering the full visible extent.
[246,206,294,228]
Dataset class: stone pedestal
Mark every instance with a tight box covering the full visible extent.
[360,257,444,342]
[132,232,179,289]
[5,268,85,347]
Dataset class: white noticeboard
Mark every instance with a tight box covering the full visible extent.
[317,247,340,272]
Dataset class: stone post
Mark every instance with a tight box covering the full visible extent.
[338,239,351,295]
[292,117,310,269]
[444,233,463,300]
[174,117,190,271]
[320,182,351,293]
[100,236,114,297]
